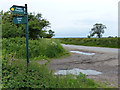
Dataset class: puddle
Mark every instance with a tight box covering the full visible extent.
[70,51,95,55]
[54,68,102,75]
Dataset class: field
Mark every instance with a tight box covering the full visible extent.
[58,38,120,48]
[2,37,109,88]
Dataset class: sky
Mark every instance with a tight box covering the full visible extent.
[0,0,119,38]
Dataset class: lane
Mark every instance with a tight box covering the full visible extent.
[62,44,119,54]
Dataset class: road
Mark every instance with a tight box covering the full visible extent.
[62,44,118,54]
[47,44,119,87]
[38,44,119,87]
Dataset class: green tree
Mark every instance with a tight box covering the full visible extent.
[28,13,50,39]
[2,11,55,39]
[2,11,24,38]
[45,30,55,38]
[88,23,107,38]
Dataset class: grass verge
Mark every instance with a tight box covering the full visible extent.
[2,37,68,60]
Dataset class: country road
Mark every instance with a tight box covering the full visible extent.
[62,44,118,54]
[62,44,120,87]
[47,44,119,87]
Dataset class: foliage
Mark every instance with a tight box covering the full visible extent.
[2,22,23,38]
[88,23,107,38]
[58,38,120,48]
[45,30,55,38]
[2,37,67,60]
[1,11,55,39]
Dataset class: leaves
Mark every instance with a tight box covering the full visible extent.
[2,11,55,39]
[2,37,66,59]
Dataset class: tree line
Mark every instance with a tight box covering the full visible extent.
[0,10,55,39]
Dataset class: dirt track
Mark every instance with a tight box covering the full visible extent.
[47,44,119,87]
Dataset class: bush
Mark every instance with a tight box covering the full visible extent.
[2,37,67,60]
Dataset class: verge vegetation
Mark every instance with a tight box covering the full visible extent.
[58,38,120,48]
[2,37,67,60]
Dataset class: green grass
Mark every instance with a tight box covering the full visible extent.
[2,37,68,60]
[58,38,120,48]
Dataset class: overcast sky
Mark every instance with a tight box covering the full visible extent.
[0,0,119,38]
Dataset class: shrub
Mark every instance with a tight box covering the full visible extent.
[2,37,67,60]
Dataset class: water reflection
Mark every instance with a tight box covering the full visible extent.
[70,51,95,55]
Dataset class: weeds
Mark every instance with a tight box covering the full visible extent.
[2,37,67,60]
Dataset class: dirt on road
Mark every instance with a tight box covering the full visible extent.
[47,44,119,87]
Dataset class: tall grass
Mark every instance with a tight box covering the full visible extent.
[58,38,120,48]
[2,37,67,60]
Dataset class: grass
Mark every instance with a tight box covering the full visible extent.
[57,38,120,48]
[2,37,68,60]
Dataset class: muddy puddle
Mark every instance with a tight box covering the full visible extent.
[70,51,95,55]
[54,68,102,75]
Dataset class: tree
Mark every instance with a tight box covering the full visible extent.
[46,30,55,38]
[2,11,55,39]
[26,13,52,39]
[88,23,107,38]
[2,11,25,38]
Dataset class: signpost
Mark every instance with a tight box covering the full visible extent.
[10,5,25,15]
[25,4,29,66]
[13,16,26,24]
[10,4,29,66]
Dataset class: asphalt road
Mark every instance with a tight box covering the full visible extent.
[62,44,118,54]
